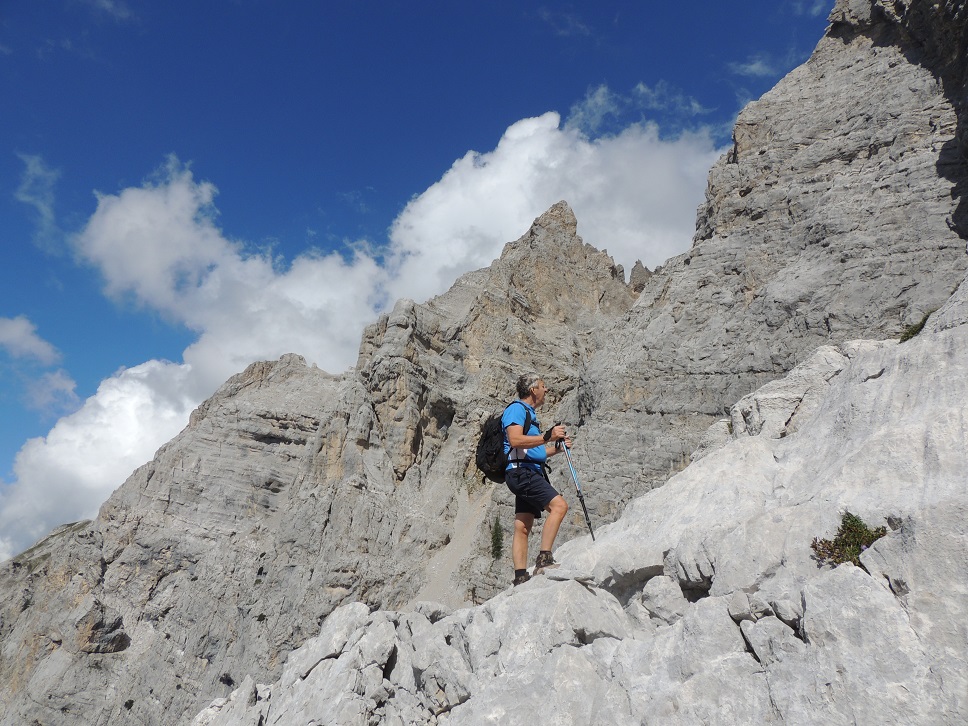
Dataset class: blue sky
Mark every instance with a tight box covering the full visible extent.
[0,0,832,557]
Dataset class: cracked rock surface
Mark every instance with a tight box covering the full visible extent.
[198,272,968,725]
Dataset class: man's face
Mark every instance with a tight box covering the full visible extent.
[531,380,548,407]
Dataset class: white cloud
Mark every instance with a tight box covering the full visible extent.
[0,315,61,365]
[566,83,712,138]
[0,316,77,420]
[0,105,725,559]
[631,81,710,117]
[386,111,723,303]
[72,157,384,391]
[0,361,194,561]
[75,160,229,314]
[729,54,781,78]
[567,85,624,135]
[25,370,80,415]
[15,154,62,253]
[791,0,830,17]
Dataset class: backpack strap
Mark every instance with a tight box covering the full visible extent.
[505,401,536,466]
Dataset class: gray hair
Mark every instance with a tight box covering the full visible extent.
[516,374,542,399]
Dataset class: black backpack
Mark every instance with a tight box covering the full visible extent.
[475,401,532,484]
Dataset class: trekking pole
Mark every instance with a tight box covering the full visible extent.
[561,442,595,541]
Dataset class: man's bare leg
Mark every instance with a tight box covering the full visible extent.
[513,513,535,570]
[540,495,569,552]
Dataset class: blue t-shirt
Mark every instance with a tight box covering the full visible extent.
[502,401,547,471]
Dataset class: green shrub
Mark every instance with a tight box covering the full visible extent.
[490,518,504,560]
[811,511,887,567]
[899,310,934,342]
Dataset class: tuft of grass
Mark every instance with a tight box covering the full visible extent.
[811,511,887,567]
[899,310,935,342]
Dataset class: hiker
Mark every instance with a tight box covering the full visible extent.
[503,374,571,586]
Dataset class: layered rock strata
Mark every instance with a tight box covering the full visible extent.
[195,283,968,724]
[0,205,634,725]
[571,0,968,515]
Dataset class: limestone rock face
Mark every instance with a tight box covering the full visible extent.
[353,200,634,602]
[571,0,968,517]
[2,1,968,724]
[194,280,968,726]
[0,205,634,726]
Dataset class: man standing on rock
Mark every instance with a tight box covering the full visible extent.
[503,374,570,586]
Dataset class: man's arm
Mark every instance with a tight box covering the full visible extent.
[506,423,567,451]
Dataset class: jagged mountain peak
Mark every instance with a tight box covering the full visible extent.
[449,199,630,325]
[356,200,633,413]
[499,199,578,257]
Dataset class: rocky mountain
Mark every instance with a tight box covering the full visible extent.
[0,205,636,725]
[2,0,967,724]
[572,0,968,512]
[195,284,968,725]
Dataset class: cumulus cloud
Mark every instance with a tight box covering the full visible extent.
[0,105,725,559]
[73,157,384,391]
[0,361,194,560]
[0,315,61,365]
[386,111,723,303]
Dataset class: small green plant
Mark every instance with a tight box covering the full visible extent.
[899,310,934,342]
[811,511,887,567]
[490,517,504,560]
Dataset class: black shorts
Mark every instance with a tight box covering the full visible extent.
[505,465,560,519]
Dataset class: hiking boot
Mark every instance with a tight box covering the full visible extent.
[513,571,531,586]
[532,550,560,576]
